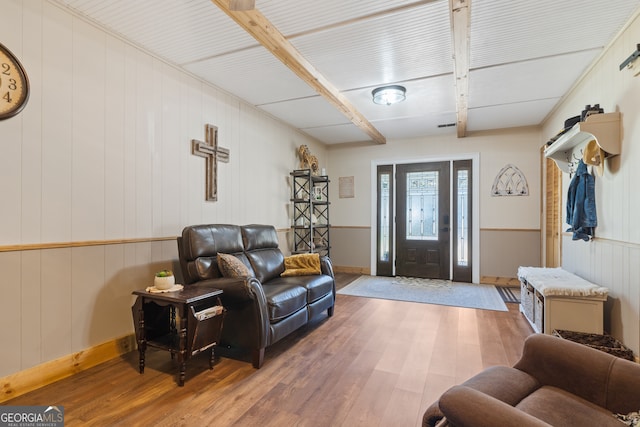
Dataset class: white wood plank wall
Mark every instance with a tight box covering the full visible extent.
[544,12,640,354]
[0,0,325,377]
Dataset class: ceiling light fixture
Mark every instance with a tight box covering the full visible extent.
[372,85,406,105]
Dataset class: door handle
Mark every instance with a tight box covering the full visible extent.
[441,227,449,232]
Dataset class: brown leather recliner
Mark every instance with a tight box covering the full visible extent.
[423,333,640,427]
[177,224,335,368]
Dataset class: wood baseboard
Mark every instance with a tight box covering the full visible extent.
[1,334,136,403]
[480,276,520,286]
[333,265,370,275]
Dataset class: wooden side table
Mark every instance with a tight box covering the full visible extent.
[131,285,224,386]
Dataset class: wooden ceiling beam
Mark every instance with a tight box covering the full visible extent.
[228,0,254,11]
[450,0,470,138]
[210,0,386,144]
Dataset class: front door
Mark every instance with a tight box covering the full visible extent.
[396,162,450,279]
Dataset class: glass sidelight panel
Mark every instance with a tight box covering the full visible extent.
[456,170,469,267]
[453,159,472,282]
[376,165,394,276]
[406,171,438,241]
[379,173,391,262]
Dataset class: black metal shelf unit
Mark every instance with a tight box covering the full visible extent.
[290,169,330,257]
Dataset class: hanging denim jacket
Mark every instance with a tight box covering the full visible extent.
[566,160,597,241]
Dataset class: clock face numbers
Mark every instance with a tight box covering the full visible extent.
[0,44,29,120]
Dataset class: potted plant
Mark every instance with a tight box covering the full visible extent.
[154,269,175,290]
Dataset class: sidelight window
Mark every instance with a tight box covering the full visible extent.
[379,173,391,261]
[456,170,469,266]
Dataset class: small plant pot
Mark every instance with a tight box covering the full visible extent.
[154,275,175,290]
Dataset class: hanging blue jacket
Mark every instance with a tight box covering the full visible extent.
[566,160,597,241]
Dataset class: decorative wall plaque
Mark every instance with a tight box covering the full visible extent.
[339,176,355,198]
[491,164,529,196]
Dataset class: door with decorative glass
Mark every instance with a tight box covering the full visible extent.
[396,162,450,279]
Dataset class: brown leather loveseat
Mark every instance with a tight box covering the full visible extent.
[177,224,335,368]
[423,333,640,427]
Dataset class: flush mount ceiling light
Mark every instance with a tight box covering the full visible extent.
[372,85,406,105]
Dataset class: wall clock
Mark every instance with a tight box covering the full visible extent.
[0,42,30,120]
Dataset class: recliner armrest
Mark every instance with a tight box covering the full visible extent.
[194,276,270,350]
[513,333,640,410]
[439,386,551,427]
[320,255,335,278]
[194,277,263,306]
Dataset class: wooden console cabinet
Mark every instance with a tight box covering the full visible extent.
[518,267,608,335]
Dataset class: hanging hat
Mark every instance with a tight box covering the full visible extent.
[583,139,605,176]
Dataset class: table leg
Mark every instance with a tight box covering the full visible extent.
[209,346,215,370]
[178,361,186,386]
[134,300,146,374]
[178,311,187,386]
[138,344,146,373]
[170,306,177,360]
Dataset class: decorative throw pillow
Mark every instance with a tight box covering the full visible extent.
[281,253,321,277]
[217,253,250,278]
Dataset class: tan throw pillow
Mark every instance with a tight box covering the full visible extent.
[217,253,250,278]
[281,253,321,277]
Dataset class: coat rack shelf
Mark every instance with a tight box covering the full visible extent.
[544,112,621,173]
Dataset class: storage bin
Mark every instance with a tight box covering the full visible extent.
[520,280,534,323]
[534,291,544,333]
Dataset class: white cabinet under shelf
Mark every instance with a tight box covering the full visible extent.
[518,267,608,335]
[544,112,621,173]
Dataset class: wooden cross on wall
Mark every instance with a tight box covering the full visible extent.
[191,124,229,202]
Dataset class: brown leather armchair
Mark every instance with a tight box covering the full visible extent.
[177,224,335,368]
[423,333,640,427]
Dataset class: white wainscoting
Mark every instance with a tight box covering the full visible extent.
[562,235,640,355]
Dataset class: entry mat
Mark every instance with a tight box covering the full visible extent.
[338,275,507,312]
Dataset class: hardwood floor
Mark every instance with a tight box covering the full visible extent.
[6,273,533,426]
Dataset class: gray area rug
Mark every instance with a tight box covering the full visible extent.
[338,275,507,312]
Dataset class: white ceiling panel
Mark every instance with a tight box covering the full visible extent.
[373,113,459,140]
[471,0,640,69]
[52,0,257,65]
[469,49,600,108]
[467,98,560,132]
[259,97,350,129]
[290,1,452,90]
[301,123,373,145]
[258,0,426,35]
[49,0,640,144]
[185,46,318,105]
[345,74,456,121]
